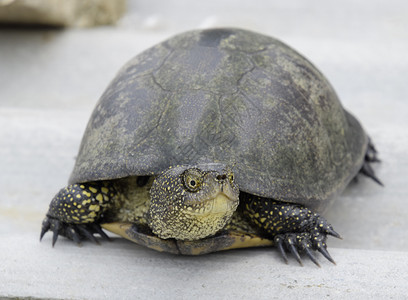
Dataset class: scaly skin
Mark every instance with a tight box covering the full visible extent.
[40,164,239,246]
[147,164,239,240]
[239,193,340,266]
[40,176,340,266]
[40,182,114,245]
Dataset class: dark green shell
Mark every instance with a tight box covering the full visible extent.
[69,28,367,212]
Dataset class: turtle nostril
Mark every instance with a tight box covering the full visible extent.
[216,174,227,181]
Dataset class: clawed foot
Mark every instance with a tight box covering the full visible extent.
[40,216,110,246]
[360,138,383,186]
[274,216,341,267]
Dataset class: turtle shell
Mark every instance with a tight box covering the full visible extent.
[69,28,367,212]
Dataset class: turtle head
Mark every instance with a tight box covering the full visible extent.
[148,163,239,241]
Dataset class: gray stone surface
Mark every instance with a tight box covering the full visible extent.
[1,236,408,299]
[1,0,407,298]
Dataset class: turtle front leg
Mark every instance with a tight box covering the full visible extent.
[40,183,115,246]
[240,193,341,266]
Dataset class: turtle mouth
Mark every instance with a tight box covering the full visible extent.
[185,192,239,216]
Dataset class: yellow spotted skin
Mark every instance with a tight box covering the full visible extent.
[240,192,315,236]
[43,164,241,245]
[46,182,115,224]
[42,165,339,264]
[147,164,239,241]
[238,191,337,258]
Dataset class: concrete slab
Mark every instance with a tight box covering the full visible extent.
[1,0,407,298]
[1,235,408,299]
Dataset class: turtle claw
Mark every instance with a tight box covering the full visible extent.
[318,245,336,265]
[274,235,289,264]
[52,222,60,247]
[360,161,383,186]
[90,223,111,241]
[274,232,334,266]
[360,138,383,186]
[316,217,342,239]
[274,215,339,266]
[40,216,108,246]
[76,225,98,244]
[275,233,305,266]
[40,218,51,241]
[286,235,302,266]
[327,227,342,239]
[304,246,320,267]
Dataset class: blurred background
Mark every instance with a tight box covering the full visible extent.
[0,0,407,299]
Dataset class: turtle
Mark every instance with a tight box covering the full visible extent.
[40,28,381,266]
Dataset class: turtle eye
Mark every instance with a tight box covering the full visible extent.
[189,179,197,187]
[183,170,202,192]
